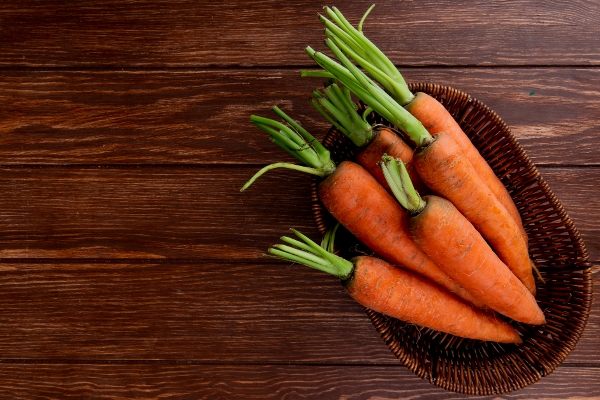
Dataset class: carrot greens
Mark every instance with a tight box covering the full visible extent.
[380,155,426,214]
[241,106,336,191]
[318,5,414,106]
[311,81,373,147]
[303,39,431,147]
[267,229,353,280]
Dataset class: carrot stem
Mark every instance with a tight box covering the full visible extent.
[251,121,322,167]
[300,70,335,79]
[320,222,340,253]
[268,229,353,280]
[312,82,373,147]
[304,43,431,147]
[268,247,340,276]
[271,106,331,161]
[243,108,336,191]
[310,97,348,136]
[240,163,328,192]
[326,32,408,105]
[321,5,413,105]
[318,16,368,60]
[357,4,376,32]
[381,155,426,213]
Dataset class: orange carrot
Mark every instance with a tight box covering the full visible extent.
[315,5,526,241]
[404,92,527,242]
[412,132,536,295]
[241,107,483,308]
[380,156,544,325]
[410,196,544,325]
[268,230,522,343]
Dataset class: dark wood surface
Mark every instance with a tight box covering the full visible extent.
[0,1,597,398]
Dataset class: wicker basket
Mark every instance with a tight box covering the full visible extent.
[310,83,593,395]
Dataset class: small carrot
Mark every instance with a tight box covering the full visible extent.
[267,229,522,344]
[242,107,484,308]
[310,80,427,194]
[314,5,526,240]
[380,156,545,325]
[304,41,537,294]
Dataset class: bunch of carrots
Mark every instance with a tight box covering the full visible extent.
[241,5,545,344]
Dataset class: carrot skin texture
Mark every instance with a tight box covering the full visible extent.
[404,92,526,242]
[345,256,522,343]
[413,132,536,295]
[318,161,484,308]
[355,127,428,194]
[409,195,545,325]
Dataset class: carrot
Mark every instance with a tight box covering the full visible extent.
[303,41,537,294]
[310,81,427,194]
[267,229,522,343]
[412,132,536,295]
[241,107,484,308]
[404,92,527,242]
[313,5,526,240]
[380,156,545,325]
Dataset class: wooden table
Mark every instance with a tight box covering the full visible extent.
[0,1,598,398]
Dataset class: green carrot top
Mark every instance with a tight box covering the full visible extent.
[240,106,336,192]
[311,80,374,148]
[267,228,353,280]
[380,154,426,214]
[302,39,431,148]
[318,5,414,106]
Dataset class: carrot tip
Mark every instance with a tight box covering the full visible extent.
[515,335,524,345]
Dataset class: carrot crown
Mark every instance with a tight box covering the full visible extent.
[311,81,374,147]
[240,106,336,192]
[303,40,431,148]
[267,228,354,280]
[318,5,414,106]
[380,155,426,214]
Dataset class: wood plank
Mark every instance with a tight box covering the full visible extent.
[0,166,319,260]
[0,166,596,261]
[0,365,596,400]
[1,1,599,67]
[541,168,600,263]
[0,261,596,364]
[0,261,385,361]
[0,68,599,166]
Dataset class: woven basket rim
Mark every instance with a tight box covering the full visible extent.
[310,82,593,395]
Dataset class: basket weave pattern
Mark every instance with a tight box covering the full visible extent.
[310,83,592,395]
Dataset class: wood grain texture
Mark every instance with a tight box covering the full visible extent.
[0,68,599,165]
[0,167,319,260]
[0,0,598,396]
[0,166,596,261]
[0,364,596,400]
[0,261,595,364]
[0,261,383,361]
[0,0,599,67]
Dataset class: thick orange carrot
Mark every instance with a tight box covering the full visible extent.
[355,127,428,195]
[408,195,545,325]
[269,231,521,343]
[319,160,484,307]
[412,132,536,295]
[404,92,527,241]
[347,256,522,342]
